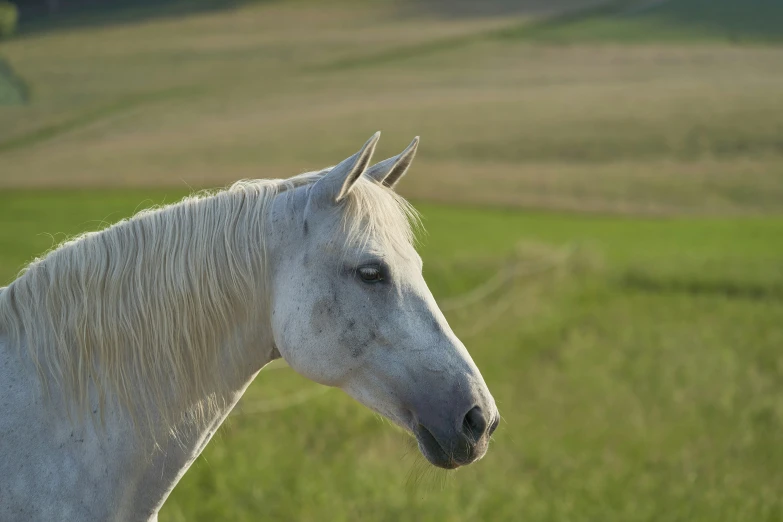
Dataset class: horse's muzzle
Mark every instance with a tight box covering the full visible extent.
[414,406,499,469]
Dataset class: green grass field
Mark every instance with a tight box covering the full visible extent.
[2,0,783,520]
[2,191,782,521]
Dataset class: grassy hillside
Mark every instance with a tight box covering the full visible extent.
[2,1,783,215]
[2,191,782,521]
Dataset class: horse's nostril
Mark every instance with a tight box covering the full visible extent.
[461,406,488,441]
[488,415,499,437]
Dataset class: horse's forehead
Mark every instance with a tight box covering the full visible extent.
[312,232,415,264]
[307,210,402,246]
[296,178,418,263]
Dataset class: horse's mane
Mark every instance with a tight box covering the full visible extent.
[0,172,419,436]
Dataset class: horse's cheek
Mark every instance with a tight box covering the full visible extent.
[270,298,305,364]
[268,296,341,385]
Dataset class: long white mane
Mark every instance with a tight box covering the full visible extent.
[0,172,418,434]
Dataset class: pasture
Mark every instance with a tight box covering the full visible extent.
[2,0,782,520]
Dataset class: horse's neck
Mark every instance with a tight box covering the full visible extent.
[120,196,290,516]
[1,189,293,519]
[129,366,266,517]
[122,335,277,518]
[1,325,277,520]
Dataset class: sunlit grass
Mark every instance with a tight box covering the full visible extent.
[1,191,781,521]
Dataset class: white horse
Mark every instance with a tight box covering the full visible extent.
[0,133,498,521]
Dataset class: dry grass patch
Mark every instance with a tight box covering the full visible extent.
[2,2,783,217]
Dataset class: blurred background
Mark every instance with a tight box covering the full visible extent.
[2,0,782,520]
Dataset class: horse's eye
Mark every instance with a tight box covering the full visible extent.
[357,265,383,284]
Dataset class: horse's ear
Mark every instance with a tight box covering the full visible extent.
[312,132,380,204]
[365,136,419,189]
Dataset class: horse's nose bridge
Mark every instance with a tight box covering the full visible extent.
[401,290,495,426]
[442,337,493,407]
[453,366,494,417]
[411,359,492,430]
